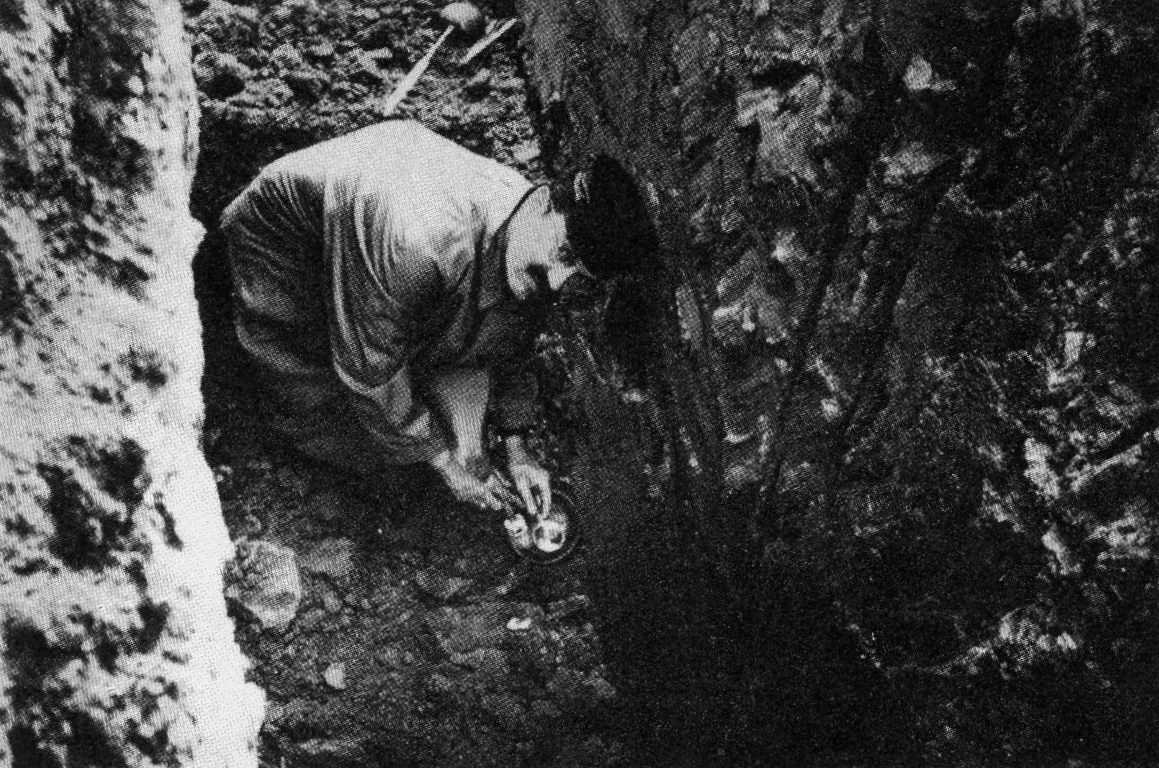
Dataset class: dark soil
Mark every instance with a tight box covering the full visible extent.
[208,391,623,768]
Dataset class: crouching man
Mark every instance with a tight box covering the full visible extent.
[220,120,580,513]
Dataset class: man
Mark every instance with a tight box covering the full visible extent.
[221,120,580,514]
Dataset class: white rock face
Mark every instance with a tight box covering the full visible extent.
[0,2,263,765]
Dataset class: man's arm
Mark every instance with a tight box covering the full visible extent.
[489,326,553,514]
[327,186,504,508]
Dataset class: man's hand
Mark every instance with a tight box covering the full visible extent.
[429,450,503,511]
[505,436,551,515]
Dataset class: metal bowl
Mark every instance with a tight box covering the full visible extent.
[503,488,580,565]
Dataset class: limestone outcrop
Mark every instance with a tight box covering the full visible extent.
[0,2,262,765]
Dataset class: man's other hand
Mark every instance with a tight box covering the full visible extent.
[429,450,503,511]
[505,436,551,515]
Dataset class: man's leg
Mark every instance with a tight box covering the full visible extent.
[423,367,492,474]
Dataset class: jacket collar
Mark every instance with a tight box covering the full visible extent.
[479,184,544,311]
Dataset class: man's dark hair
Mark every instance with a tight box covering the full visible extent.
[556,156,661,279]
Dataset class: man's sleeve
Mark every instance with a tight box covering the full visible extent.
[329,253,453,462]
[326,183,479,463]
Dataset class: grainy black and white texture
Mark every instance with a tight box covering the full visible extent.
[3,0,1159,766]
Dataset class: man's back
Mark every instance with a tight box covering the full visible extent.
[224,120,528,266]
[222,120,531,330]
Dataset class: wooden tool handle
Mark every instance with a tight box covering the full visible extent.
[381,25,453,116]
[459,18,518,65]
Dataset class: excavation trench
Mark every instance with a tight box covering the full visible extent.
[186,0,1159,766]
[9,0,1159,765]
[185,1,879,763]
[186,4,662,766]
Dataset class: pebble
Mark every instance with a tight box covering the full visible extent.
[414,567,473,600]
[322,662,346,690]
[425,672,456,702]
[377,647,405,668]
[321,591,343,614]
[282,68,328,102]
[548,594,591,619]
[292,737,360,763]
[511,141,540,166]
[239,513,263,537]
[506,616,534,632]
[346,50,385,86]
[584,670,616,701]
[464,70,492,97]
[224,540,301,633]
[449,648,510,678]
[228,78,294,109]
[271,42,305,71]
[193,51,251,99]
[305,41,336,61]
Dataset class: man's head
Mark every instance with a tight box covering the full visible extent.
[557,156,660,280]
[504,186,581,303]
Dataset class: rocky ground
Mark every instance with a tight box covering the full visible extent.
[208,395,622,768]
[185,1,626,765]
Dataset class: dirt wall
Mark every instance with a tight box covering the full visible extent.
[0,2,262,765]
[517,0,1159,762]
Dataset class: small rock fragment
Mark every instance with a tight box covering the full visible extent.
[321,591,343,614]
[584,671,616,701]
[414,566,473,600]
[346,50,386,86]
[449,648,510,678]
[463,69,491,96]
[228,78,294,109]
[271,42,305,71]
[306,41,336,62]
[376,647,405,668]
[322,662,346,690]
[292,737,361,764]
[224,540,302,633]
[903,55,956,95]
[193,51,251,99]
[548,594,590,620]
[424,672,456,703]
[492,75,524,92]
[238,513,263,538]
[511,142,540,166]
[283,67,329,101]
[506,616,533,632]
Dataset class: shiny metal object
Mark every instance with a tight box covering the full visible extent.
[497,483,580,565]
